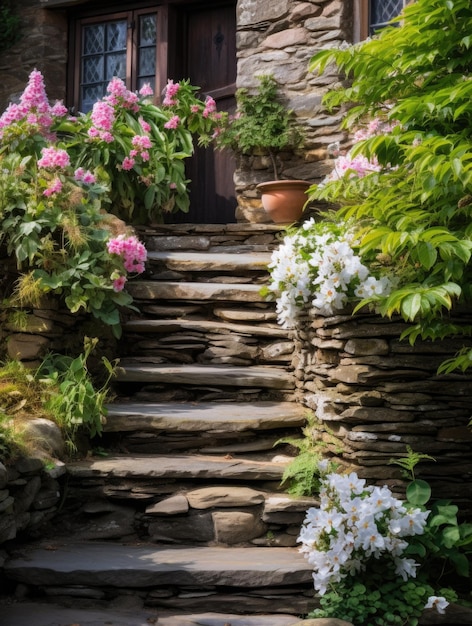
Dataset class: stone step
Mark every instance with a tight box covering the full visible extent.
[127,280,267,302]
[4,541,314,615]
[146,250,272,272]
[1,603,305,626]
[104,401,307,433]
[65,452,291,482]
[123,317,287,337]
[115,362,295,389]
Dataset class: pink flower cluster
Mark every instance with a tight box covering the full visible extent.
[0,69,68,139]
[88,101,115,143]
[163,80,180,106]
[43,177,63,197]
[38,146,71,169]
[164,115,180,130]
[107,235,147,292]
[106,77,140,112]
[74,167,96,184]
[203,96,216,119]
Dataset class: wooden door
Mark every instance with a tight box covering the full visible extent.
[171,2,237,224]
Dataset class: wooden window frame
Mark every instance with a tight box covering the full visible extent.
[356,0,407,42]
[68,4,169,112]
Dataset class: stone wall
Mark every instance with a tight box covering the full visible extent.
[0,0,67,110]
[235,0,353,221]
[0,456,65,556]
[294,307,472,515]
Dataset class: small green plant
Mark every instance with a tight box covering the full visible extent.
[37,337,117,451]
[216,74,302,179]
[279,413,338,496]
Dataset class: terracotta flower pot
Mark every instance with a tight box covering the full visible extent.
[256,180,311,224]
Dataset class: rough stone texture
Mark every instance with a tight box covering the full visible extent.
[0,456,64,544]
[294,307,472,513]
[235,0,353,222]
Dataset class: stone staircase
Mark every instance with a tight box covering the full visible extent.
[2,224,318,625]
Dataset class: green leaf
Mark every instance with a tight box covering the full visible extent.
[406,479,431,506]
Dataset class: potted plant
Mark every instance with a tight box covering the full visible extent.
[216,74,309,224]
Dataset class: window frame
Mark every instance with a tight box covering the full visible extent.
[356,0,407,42]
[68,5,168,113]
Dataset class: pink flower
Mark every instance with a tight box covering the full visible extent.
[112,275,127,292]
[82,170,96,184]
[164,115,180,130]
[122,156,135,170]
[38,146,70,169]
[43,176,63,196]
[132,135,152,150]
[190,104,200,114]
[91,101,115,131]
[203,95,216,118]
[163,79,180,106]
[139,118,151,133]
[169,182,177,190]
[139,83,154,97]
[50,101,68,117]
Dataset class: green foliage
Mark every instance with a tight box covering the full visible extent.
[279,416,339,496]
[215,74,302,179]
[0,1,21,52]
[308,0,472,370]
[311,571,438,626]
[37,337,117,450]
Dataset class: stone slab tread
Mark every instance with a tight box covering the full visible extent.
[0,603,303,626]
[123,317,287,337]
[147,250,272,271]
[5,542,312,588]
[115,362,295,389]
[65,453,292,481]
[127,281,268,302]
[104,400,307,433]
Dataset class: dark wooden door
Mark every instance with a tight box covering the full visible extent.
[171,2,237,224]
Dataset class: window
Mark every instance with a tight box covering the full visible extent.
[368,0,405,35]
[356,0,407,41]
[71,9,159,112]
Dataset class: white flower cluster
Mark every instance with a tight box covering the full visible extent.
[268,218,391,328]
[298,470,448,614]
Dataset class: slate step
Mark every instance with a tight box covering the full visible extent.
[115,362,295,389]
[0,603,304,626]
[4,542,314,615]
[104,401,307,433]
[127,280,267,302]
[123,317,287,337]
[65,453,291,482]
[146,250,272,272]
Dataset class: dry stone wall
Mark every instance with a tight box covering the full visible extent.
[293,307,472,514]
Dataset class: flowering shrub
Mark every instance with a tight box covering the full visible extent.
[266,218,392,328]
[298,463,468,625]
[0,69,219,335]
[58,76,220,222]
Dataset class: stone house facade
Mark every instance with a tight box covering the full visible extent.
[0,0,406,223]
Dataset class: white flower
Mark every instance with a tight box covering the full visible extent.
[424,596,449,614]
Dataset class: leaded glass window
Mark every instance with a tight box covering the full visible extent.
[369,0,405,35]
[76,11,158,113]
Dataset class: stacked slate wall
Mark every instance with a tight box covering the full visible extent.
[293,307,472,515]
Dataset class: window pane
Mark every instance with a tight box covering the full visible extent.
[80,19,127,112]
[138,14,157,89]
[370,0,403,33]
